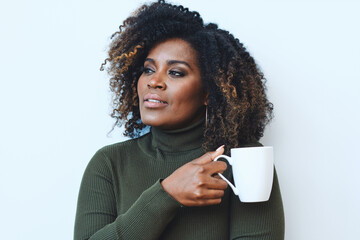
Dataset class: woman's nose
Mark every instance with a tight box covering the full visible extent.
[147,73,166,90]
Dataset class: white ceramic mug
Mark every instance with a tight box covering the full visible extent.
[214,146,274,202]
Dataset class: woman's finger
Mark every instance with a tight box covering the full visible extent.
[200,189,225,199]
[203,161,227,175]
[213,174,221,179]
[202,177,228,190]
[192,145,224,164]
[189,198,223,206]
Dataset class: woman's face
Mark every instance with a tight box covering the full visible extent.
[137,38,206,130]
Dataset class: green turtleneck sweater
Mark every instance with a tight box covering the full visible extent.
[74,120,284,240]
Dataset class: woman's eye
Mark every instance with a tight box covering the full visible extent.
[169,70,185,77]
[143,67,154,74]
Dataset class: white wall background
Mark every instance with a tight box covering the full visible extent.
[1,0,359,239]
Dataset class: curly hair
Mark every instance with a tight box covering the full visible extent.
[101,0,273,152]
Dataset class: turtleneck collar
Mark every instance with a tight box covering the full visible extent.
[150,118,205,152]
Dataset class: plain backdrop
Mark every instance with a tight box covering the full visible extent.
[1,0,359,239]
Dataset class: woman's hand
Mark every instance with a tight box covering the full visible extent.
[161,146,228,206]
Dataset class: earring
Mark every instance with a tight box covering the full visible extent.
[205,105,208,128]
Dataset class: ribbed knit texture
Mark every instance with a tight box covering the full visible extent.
[74,120,284,240]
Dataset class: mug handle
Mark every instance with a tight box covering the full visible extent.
[214,155,240,196]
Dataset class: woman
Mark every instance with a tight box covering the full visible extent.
[74,0,284,239]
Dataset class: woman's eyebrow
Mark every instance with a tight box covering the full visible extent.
[144,58,192,70]
[144,58,155,64]
[167,60,192,70]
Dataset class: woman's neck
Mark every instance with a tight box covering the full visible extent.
[150,118,205,152]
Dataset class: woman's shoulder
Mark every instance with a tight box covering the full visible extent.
[97,132,151,157]
[84,133,151,175]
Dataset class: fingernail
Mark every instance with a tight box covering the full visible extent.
[216,145,225,152]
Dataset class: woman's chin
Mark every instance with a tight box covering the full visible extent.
[141,117,166,128]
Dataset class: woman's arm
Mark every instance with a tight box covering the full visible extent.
[74,150,181,240]
[229,168,285,240]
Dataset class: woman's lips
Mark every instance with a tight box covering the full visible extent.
[143,93,168,108]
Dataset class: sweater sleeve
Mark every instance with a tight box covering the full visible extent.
[229,168,285,240]
[74,150,181,240]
